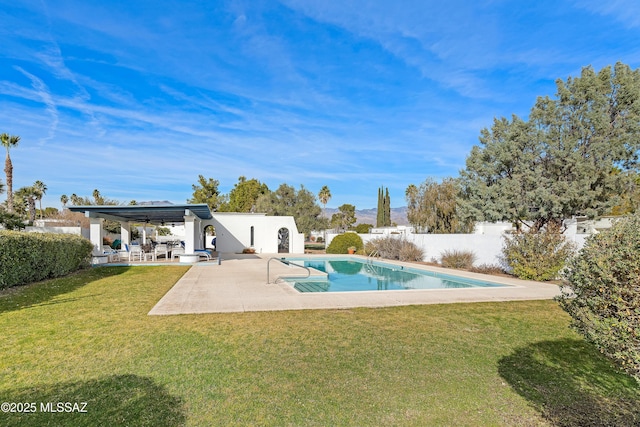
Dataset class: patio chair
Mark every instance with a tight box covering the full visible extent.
[102,245,119,262]
[129,244,144,262]
[154,244,169,260]
[195,249,212,261]
[171,247,185,261]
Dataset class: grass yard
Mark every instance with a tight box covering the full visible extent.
[1,266,638,426]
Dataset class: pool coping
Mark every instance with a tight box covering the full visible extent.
[148,254,563,315]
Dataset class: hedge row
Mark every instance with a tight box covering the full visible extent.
[0,231,94,290]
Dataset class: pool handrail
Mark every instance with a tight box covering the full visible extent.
[267,257,311,284]
[366,250,380,264]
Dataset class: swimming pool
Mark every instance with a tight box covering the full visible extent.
[280,257,509,293]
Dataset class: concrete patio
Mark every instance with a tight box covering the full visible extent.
[147,254,563,315]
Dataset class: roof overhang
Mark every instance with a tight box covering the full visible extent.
[68,204,213,224]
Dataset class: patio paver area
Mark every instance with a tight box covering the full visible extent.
[148,254,563,315]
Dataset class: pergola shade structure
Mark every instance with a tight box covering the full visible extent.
[68,204,213,225]
[69,204,213,257]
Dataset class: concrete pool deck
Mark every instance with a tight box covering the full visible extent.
[148,254,563,315]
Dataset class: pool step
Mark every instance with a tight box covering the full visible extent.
[293,281,331,293]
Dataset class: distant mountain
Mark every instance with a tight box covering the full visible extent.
[323,206,409,226]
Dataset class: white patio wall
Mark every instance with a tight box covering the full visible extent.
[326,230,592,266]
[25,226,83,236]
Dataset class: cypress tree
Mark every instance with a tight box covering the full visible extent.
[376,187,383,227]
[385,187,391,226]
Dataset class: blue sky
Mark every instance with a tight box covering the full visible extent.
[1,0,639,210]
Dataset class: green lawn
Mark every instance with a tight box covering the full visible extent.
[1,266,638,426]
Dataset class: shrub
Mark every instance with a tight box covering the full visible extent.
[326,233,363,254]
[469,263,508,275]
[398,242,424,262]
[500,225,575,281]
[0,211,25,230]
[353,223,373,233]
[364,236,424,262]
[0,231,94,289]
[316,236,324,243]
[440,249,477,269]
[557,213,640,382]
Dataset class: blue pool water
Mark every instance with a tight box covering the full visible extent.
[280,257,508,293]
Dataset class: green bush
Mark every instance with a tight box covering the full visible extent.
[500,226,575,281]
[0,211,25,230]
[353,223,373,234]
[364,236,424,261]
[440,249,476,269]
[0,231,94,289]
[326,233,364,254]
[558,214,640,382]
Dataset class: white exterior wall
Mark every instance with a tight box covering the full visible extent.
[327,227,592,266]
[208,213,304,254]
[25,226,82,235]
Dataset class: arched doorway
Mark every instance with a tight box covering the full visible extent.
[203,224,216,251]
[278,227,290,253]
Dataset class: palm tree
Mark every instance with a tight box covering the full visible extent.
[1,133,20,213]
[318,185,332,218]
[60,194,68,209]
[33,180,47,219]
[92,189,104,205]
[15,186,38,223]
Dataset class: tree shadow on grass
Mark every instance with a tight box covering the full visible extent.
[498,338,640,427]
[1,374,186,427]
[0,266,130,314]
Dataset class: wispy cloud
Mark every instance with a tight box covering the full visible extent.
[1,0,639,209]
[13,67,59,145]
[574,0,640,28]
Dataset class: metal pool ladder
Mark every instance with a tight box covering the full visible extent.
[367,250,380,264]
[267,257,311,284]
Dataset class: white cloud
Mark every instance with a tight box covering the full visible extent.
[14,67,59,145]
[574,0,640,28]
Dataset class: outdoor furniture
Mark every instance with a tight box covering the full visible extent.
[154,244,169,260]
[195,249,212,261]
[102,245,119,262]
[171,247,185,261]
[129,244,144,261]
[91,249,109,264]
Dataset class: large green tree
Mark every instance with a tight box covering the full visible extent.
[220,176,269,212]
[255,183,326,235]
[406,178,474,233]
[188,175,226,212]
[330,203,357,231]
[1,133,20,213]
[460,63,640,232]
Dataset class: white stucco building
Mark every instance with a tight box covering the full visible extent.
[69,204,304,262]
